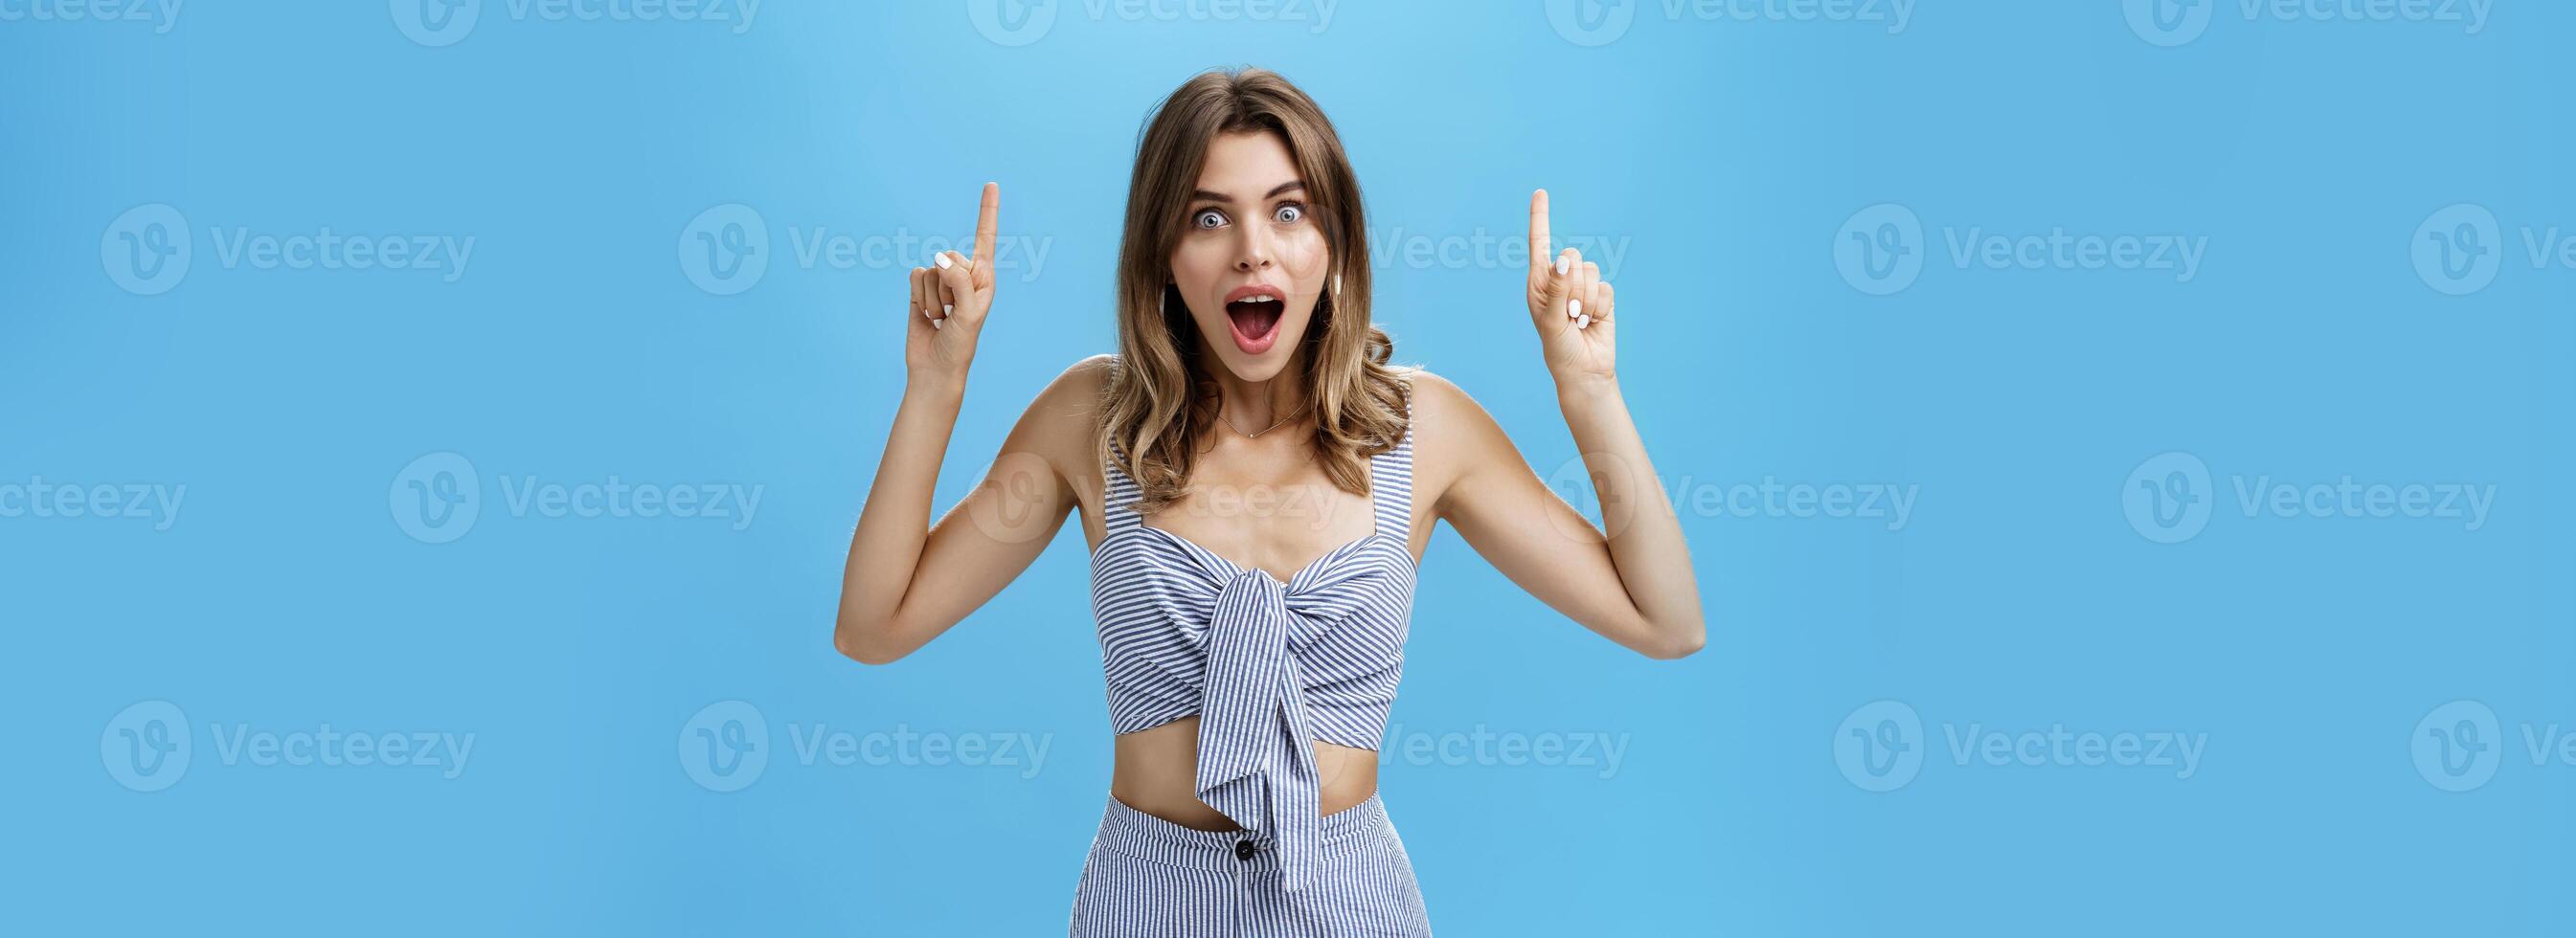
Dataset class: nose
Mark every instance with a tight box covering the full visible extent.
[1232,224,1274,273]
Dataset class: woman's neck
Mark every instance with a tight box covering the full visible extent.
[1206,350,1308,435]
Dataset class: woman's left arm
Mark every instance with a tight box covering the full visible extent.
[1421,190,1706,660]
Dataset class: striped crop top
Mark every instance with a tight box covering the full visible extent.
[1089,369,1417,894]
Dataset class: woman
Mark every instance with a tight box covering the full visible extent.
[834,67,1705,936]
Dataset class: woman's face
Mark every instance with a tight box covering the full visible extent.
[1169,130,1331,384]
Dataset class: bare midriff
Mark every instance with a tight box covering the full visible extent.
[1109,716,1379,831]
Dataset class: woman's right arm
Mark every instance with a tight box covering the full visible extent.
[831,184,1098,664]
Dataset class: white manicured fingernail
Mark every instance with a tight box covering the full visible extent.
[932,318,945,330]
[1553,256,1570,276]
[1568,299,1582,319]
[1576,313,1592,329]
[942,303,953,318]
[935,254,954,270]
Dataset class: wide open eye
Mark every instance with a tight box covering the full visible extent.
[1273,202,1304,225]
[1192,209,1228,231]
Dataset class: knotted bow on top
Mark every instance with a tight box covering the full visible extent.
[1090,377,1417,895]
[1194,565,1324,893]
[1119,526,1411,896]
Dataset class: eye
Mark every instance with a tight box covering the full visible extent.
[1192,209,1228,231]
[1273,202,1305,224]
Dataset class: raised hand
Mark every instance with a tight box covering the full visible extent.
[1524,189,1616,386]
[908,182,1002,384]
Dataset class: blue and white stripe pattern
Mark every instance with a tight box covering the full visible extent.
[1068,792,1432,936]
[1087,367,1419,906]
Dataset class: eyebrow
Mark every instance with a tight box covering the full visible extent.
[1189,181,1305,204]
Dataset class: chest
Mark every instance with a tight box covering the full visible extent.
[1086,436,1372,574]
[1144,455,1382,583]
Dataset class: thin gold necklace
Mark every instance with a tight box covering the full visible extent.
[1219,399,1306,438]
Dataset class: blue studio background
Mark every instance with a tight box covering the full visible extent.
[6,1,2570,934]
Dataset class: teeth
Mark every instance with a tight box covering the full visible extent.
[1235,294,1278,303]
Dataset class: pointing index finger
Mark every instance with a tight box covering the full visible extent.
[972,182,1000,267]
[1528,189,1552,274]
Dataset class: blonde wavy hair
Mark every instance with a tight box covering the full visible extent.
[1099,66,1413,516]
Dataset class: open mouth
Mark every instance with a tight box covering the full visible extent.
[1222,288,1285,355]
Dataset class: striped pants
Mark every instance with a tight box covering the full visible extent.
[1069,793,1433,936]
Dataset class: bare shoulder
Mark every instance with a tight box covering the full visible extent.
[1047,352,1116,406]
[1398,368,1513,514]
[1009,354,1115,480]
[1403,368,1503,442]
[1024,353,1113,414]
[1402,367,1463,413]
